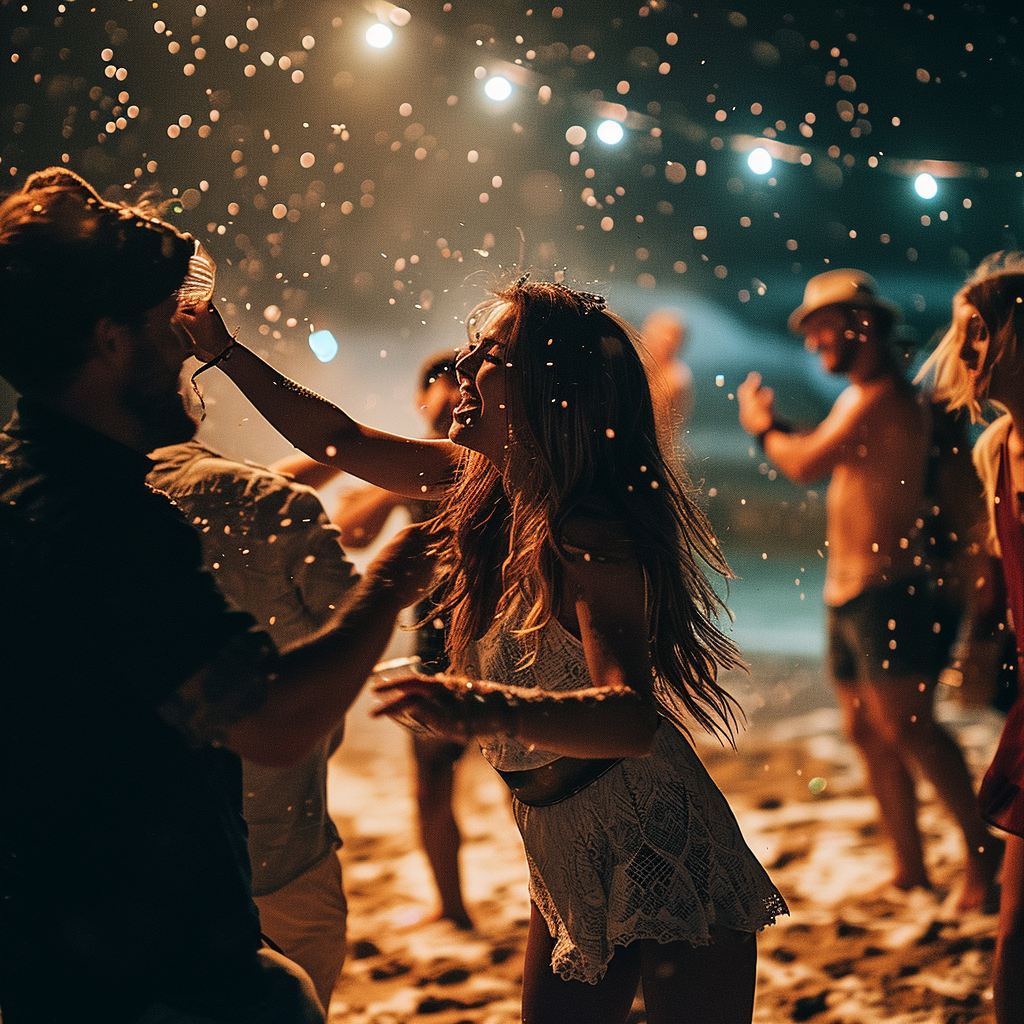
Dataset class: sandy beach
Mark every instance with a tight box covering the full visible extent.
[324,651,1006,1024]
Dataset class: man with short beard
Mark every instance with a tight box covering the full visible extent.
[737,269,1000,913]
[0,168,432,1023]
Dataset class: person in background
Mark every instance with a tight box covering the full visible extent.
[916,251,1024,1024]
[182,276,787,1024]
[148,440,360,1009]
[737,268,1000,912]
[640,307,694,429]
[324,350,475,930]
[921,399,1011,711]
[277,350,474,929]
[0,167,431,1023]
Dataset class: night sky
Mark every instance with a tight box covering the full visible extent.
[1,1,1022,451]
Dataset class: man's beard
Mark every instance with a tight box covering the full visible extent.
[122,349,198,452]
[828,338,859,375]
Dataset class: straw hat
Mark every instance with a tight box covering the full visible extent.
[788,268,901,334]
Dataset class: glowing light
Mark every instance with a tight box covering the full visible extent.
[309,330,339,363]
[484,76,512,101]
[747,147,773,174]
[596,119,624,145]
[914,172,938,199]
[366,24,393,49]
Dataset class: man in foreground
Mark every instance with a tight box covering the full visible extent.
[0,167,431,1022]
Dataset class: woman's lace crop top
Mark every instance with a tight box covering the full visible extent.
[474,616,595,771]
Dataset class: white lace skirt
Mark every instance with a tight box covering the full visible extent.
[513,721,788,983]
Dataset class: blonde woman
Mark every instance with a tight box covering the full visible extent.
[917,252,1024,1024]
[183,278,787,1024]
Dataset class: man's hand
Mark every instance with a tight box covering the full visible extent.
[737,371,776,437]
[174,300,236,362]
[364,521,438,609]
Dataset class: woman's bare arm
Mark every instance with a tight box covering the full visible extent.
[180,302,460,498]
[373,536,662,758]
[269,453,344,491]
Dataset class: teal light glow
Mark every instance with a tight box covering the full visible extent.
[309,329,339,363]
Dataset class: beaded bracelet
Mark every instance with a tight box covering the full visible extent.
[189,327,240,419]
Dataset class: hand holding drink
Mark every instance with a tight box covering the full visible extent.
[372,659,516,741]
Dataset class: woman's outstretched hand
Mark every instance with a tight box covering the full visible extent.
[373,673,519,742]
[372,674,471,740]
[175,300,236,362]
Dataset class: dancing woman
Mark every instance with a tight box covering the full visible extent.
[918,252,1024,1024]
[183,277,787,1024]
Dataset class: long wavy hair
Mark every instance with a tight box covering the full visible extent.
[916,252,1024,421]
[431,277,743,743]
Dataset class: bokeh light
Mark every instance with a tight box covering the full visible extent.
[914,172,938,199]
[365,24,393,49]
[596,119,624,145]
[747,147,773,175]
[484,76,513,102]
[0,1,1018,378]
[308,330,339,363]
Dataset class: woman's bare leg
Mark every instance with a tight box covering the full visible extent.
[521,904,758,1024]
[994,833,1024,1023]
[640,929,757,1024]
[521,903,641,1024]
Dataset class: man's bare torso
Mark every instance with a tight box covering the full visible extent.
[823,377,929,607]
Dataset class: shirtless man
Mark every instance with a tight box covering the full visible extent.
[737,268,999,910]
